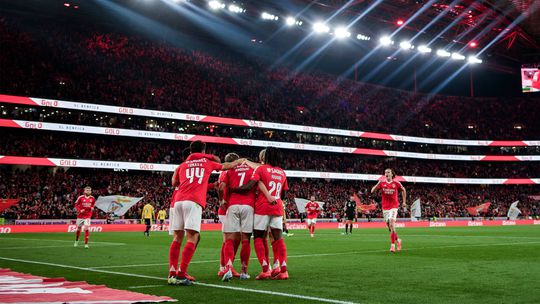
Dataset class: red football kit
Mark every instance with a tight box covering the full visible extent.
[375,180,404,210]
[218,171,228,216]
[75,195,96,219]
[224,164,256,207]
[305,201,320,219]
[172,154,223,208]
[250,164,288,216]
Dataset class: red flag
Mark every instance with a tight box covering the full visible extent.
[467,202,491,216]
[0,198,20,212]
[353,193,362,204]
[357,204,377,213]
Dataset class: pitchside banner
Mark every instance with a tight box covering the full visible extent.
[95,195,143,216]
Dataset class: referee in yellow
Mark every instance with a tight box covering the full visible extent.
[142,202,155,237]
[157,209,167,231]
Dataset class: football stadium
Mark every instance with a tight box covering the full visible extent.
[1,1,540,303]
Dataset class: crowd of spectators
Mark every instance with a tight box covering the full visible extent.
[1,17,539,223]
[1,167,538,221]
[1,131,539,179]
[3,106,540,156]
[1,17,540,142]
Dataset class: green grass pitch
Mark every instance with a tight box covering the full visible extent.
[1,226,539,304]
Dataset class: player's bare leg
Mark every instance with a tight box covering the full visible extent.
[270,227,288,280]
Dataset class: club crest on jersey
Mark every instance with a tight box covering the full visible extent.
[392,184,395,188]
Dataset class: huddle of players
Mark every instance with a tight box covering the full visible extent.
[167,141,289,286]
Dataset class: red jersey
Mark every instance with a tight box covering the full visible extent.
[75,195,96,219]
[375,180,404,210]
[224,164,256,208]
[172,154,223,208]
[217,171,228,216]
[305,201,320,219]
[251,164,288,216]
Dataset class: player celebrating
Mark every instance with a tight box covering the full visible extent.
[305,196,320,238]
[74,186,96,249]
[157,209,167,231]
[344,195,357,235]
[167,141,244,286]
[371,169,407,252]
[233,147,289,280]
[142,202,155,236]
[220,153,256,281]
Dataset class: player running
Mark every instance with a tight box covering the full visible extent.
[233,147,289,280]
[371,169,407,253]
[220,153,256,281]
[157,209,167,231]
[344,195,357,235]
[305,196,320,238]
[74,186,96,249]
[142,202,155,236]
[167,141,244,286]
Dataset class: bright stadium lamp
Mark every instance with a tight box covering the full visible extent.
[208,1,225,10]
[261,12,278,21]
[313,22,330,33]
[417,45,432,53]
[228,4,245,13]
[286,17,296,26]
[436,49,451,57]
[379,36,393,46]
[399,41,412,50]
[468,56,482,64]
[334,27,351,39]
[451,53,465,60]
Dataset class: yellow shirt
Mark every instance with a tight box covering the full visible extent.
[142,204,155,219]
[157,210,167,220]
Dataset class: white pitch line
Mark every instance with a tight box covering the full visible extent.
[0,244,122,250]
[88,240,540,269]
[128,284,165,289]
[0,256,357,304]
[0,237,126,245]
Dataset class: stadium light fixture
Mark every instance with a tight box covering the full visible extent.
[399,41,413,50]
[468,56,482,64]
[379,36,393,46]
[396,19,404,26]
[436,49,451,57]
[451,53,465,60]
[356,34,370,41]
[228,4,245,13]
[334,27,351,39]
[286,17,296,26]
[261,12,279,21]
[469,41,478,48]
[208,1,225,10]
[417,45,432,53]
[313,22,330,34]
